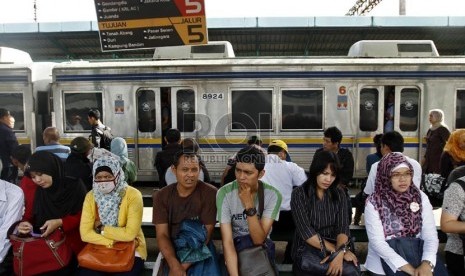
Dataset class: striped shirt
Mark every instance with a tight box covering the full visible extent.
[291,185,350,259]
[35,144,71,162]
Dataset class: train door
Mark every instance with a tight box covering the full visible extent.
[395,86,421,161]
[356,85,421,177]
[356,86,383,177]
[136,88,159,181]
[170,87,197,138]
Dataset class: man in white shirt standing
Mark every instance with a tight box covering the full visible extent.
[364,131,422,195]
[0,179,24,274]
[260,139,307,263]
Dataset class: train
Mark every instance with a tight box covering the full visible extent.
[1,40,465,183]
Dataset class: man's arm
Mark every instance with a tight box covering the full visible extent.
[0,185,23,261]
[339,150,355,186]
[247,215,274,245]
[363,162,378,195]
[155,223,186,276]
[205,224,215,244]
[90,127,98,147]
[220,223,239,276]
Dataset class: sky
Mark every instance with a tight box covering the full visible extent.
[0,0,464,23]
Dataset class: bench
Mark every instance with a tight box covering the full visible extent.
[144,194,365,213]
[140,190,448,274]
[140,222,448,243]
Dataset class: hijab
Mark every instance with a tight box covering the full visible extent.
[429,109,448,131]
[110,137,129,166]
[92,155,128,226]
[368,152,422,238]
[443,129,465,163]
[27,151,87,230]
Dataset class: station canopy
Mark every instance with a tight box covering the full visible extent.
[1,16,465,61]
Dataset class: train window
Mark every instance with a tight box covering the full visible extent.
[64,92,102,131]
[231,89,272,130]
[281,89,323,130]
[0,93,25,132]
[455,90,465,128]
[399,88,419,131]
[137,89,156,133]
[176,89,196,132]
[359,88,378,131]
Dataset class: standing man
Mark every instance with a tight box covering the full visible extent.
[314,126,354,188]
[87,109,112,150]
[260,139,307,263]
[35,127,71,162]
[155,128,182,187]
[0,179,24,274]
[152,151,218,275]
[217,146,282,275]
[312,126,354,223]
[0,109,18,183]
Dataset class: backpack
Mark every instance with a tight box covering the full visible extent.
[123,159,137,184]
[98,126,113,150]
[420,173,449,207]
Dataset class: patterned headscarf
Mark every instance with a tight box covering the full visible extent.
[92,155,128,226]
[443,129,465,163]
[368,152,422,238]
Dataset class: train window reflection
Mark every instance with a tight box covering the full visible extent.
[176,89,196,132]
[64,92,102,132]
[137,90,156,133]
[281,89,323,130]
[359,88,378,131]
[231,89,272,130]
[455,90,465,128]
[0,93,24,132]
[399,88,419,131]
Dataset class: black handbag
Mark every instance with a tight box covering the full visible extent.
[294,241,361,276]
[380,237,448,276]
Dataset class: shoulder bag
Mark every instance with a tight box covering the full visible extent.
[77,204,137,273]
[295,236,360,276]
[8,221,72,276]
[380,237,448,276]
[236,181,276,276]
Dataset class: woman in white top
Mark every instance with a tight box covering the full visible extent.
[365,152,445,275]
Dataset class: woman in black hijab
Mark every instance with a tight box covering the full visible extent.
[17,151,87,274]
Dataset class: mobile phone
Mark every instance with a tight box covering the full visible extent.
[30,232,42,237]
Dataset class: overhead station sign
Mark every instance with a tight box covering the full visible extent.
[94,0,207,51]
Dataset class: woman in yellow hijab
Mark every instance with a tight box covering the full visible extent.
[440,129,465,178]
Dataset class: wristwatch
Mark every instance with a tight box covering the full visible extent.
[422,260,434,272]
[96,224,104,234]
[243,207,257,217]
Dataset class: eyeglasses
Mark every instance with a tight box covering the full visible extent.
[391,171,412,180]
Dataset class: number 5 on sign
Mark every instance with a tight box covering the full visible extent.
[171,0,207,45]
[186,0,202,14]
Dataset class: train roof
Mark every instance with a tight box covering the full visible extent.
[51,55,465,70]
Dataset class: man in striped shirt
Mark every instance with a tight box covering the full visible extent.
[35,127,71,162]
